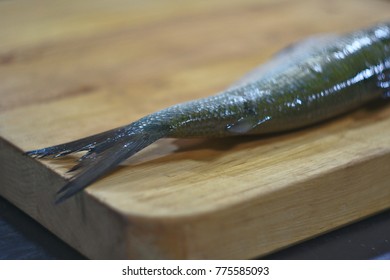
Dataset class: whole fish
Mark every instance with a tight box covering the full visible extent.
[27,22,390,203]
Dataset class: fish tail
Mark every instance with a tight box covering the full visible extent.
[26,120,170,204]
[25,127,122,159]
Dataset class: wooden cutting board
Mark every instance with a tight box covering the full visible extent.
[1,0,390,259]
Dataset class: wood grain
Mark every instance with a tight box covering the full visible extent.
[1,0,390,259]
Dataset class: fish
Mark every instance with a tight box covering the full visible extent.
[26,22,390,204]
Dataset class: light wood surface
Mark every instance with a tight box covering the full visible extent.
[1,0,390,259]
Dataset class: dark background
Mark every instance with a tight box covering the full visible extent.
[1,195,390,260]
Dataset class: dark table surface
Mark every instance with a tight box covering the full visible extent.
[1,195,390,260]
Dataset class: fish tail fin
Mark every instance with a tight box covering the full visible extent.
[25,127,122,159]
[26,121,170,204]
[55,132,163,204]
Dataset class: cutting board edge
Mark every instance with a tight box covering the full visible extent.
[116,149,390,259]
[2,135,390,259]
[0,137,133,259]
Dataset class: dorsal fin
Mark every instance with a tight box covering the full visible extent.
[228,34,338,89]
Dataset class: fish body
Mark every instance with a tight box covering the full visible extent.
[27,22,390,203]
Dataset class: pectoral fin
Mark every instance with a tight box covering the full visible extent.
[226,116,271,134]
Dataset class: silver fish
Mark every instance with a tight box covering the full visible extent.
[27,22,390,203]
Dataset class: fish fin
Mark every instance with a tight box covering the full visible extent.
[226,116,272,134]
[228,34,338,89]
[25,127,123,159]
[54,131,165,204]
[26,120,169,204]
[226,117,256,134]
